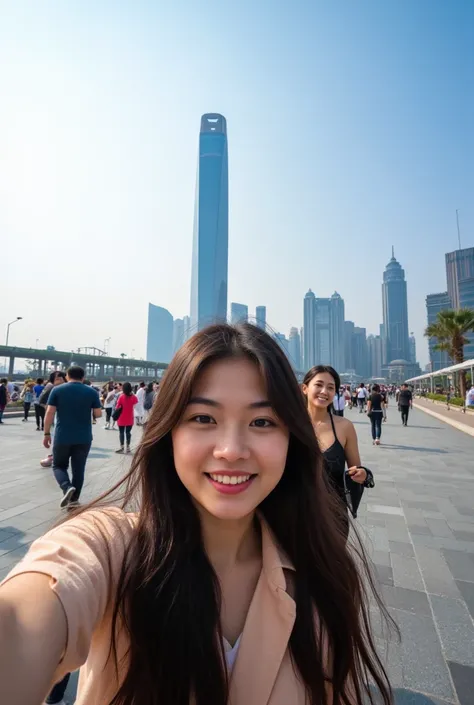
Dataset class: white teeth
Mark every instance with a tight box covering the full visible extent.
[209,474,251,485]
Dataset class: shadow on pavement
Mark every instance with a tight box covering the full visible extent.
[378,444,448,454]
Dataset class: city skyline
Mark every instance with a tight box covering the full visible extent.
[1,3,472,366]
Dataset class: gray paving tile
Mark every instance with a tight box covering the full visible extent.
[391,554,425,592]
[374,564,394,587]
[394,608,454,700]
[389,541,415,558]
[415,546,462,599]
[456,581,474,620]
[381,585,431,616]
[368,505,404,516]
[424,519,455,539]
[448,661,474,705]
[441,549,474,582]
[453,530,474,542]
[431,596,474,667]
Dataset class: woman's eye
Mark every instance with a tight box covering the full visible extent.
[191,414,215,424]
[251,418,275,428]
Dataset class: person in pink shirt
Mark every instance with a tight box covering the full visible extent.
[114,382,137,454]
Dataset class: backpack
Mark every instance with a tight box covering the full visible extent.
[144,391,154,411]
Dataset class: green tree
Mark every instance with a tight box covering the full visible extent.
[425,308,474,397]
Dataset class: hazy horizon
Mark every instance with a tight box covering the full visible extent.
[1,1,473,367]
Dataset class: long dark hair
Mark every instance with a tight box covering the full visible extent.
[303,364,341,392]
[122,382,133,396]
[71,324,394,705]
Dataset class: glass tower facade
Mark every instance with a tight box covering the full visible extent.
[382,250,410,363]
[330,292,345,372]
[446,247,474,310]
[256,306,266,330]
[147,304,173,363]
[303,289,316,370]
[190,114,229,331]
[426,292,451,371]
[230,302,248,324]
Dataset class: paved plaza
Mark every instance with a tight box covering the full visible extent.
[1,407,474,704]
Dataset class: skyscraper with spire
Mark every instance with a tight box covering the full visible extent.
[382,248,410,364]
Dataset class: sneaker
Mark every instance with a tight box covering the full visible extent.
[115,447,124,454]
[126,446,131,454]
[375,439,381,445]
[60,486,76,508]
[22,418,27,422]
[67,501,81,511]
[40,455,53,468]
[36,426,41,431]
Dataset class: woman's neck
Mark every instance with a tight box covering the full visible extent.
[308,404,331,425]
[199,509,261,575]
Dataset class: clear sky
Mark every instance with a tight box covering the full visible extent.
[1,0,472,366]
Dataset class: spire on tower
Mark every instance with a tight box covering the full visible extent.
[391,245,395,259]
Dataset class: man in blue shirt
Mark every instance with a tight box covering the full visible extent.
[43,366,102,507]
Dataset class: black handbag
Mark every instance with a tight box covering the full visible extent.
[344,467,375,518]
[112,405,122,422]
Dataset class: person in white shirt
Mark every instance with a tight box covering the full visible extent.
[356,383,368,413]
[466,385,474,409]
[134,381,146,425]
[333,388,346,417]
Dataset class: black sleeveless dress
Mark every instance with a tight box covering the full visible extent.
[321,414,350,535]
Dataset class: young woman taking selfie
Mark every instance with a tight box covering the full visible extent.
[0,324,392,705]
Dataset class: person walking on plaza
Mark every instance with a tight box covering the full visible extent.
[114,382,137,454]
[398,383,413,426]
[103,382,116,429]
[332,386,346,417]
[466,383,474,410]
[43,366,102,508]
[142,381,155,424]
[134,380,146,425]
[357,382,368,413]
[33,377,45,430]
[0,378,8,424]
[367,384,386,445]
[111,382,122,430]
[20,380,35,422]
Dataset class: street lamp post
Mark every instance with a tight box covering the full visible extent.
[4,317,23,375]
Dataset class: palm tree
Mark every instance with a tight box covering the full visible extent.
[425,308,474,397]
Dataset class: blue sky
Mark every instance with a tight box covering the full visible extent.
[1,0,472,365]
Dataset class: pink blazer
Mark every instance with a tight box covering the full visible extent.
[2,508,326,704]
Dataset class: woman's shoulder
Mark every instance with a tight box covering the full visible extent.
[333,414,355,435]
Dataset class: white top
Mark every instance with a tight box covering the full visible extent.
[357,387,368,399]
[333,394,346,411]
[223,634,242,670]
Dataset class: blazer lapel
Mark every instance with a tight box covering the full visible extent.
[228,521,296,705]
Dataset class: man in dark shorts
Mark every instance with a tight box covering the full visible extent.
[398,383,413,426]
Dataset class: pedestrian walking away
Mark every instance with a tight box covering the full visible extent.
[332,387,346,417]
[134,381,146,425]
[0,323,392,705]
[20,380,35,422]
[0,378,8,424]
[367,384,386,445]
[356,383,368,413]
[43,366,102,507]
[33,377,45,430]
[398,383,413,426]
[115,382,138,453]
[103,382,116,429]
[38,372,67,468]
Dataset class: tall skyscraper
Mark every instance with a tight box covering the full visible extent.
[446,247,474,309]
[409,333,417,364]
[367,335,383,378]
[330,292,345,372]
[190,114,229,331]
[315,297,331,365]
[303,289,316,369]
[230,302,248,324]
[172,318,185,355]
[426,292,451,371]
[382,248,410,363]
[256,306,266,330]
[344,321,355,371]
[288,327,302,370]
[274,333,290,359]
[352,327,368,377]
[183,315,191,342]
[147,304,173,363]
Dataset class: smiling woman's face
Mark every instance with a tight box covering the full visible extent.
[171,357,290,521]
[303,372,337,410]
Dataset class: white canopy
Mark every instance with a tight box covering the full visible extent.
[406,358,474,383]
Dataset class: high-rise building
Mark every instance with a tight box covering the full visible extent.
[274,333,290,359]
[172,318,185,355]
[330,292,345,372]
[426,292,451,371]
[183,315,191,342]
[190,114,229,331]
[459,278,474,360]
[146,304,173,363]
[409,333,417,364]
[352,327,368,378]
[446,247,474,310]
[382,248,410,363]
[367,335,383,378]
[288,327,302,370]
[230,302,248,324]
[256,306,266,330]
[315,297,331,365]
[303,289,316,369]
[344,321,355,371]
